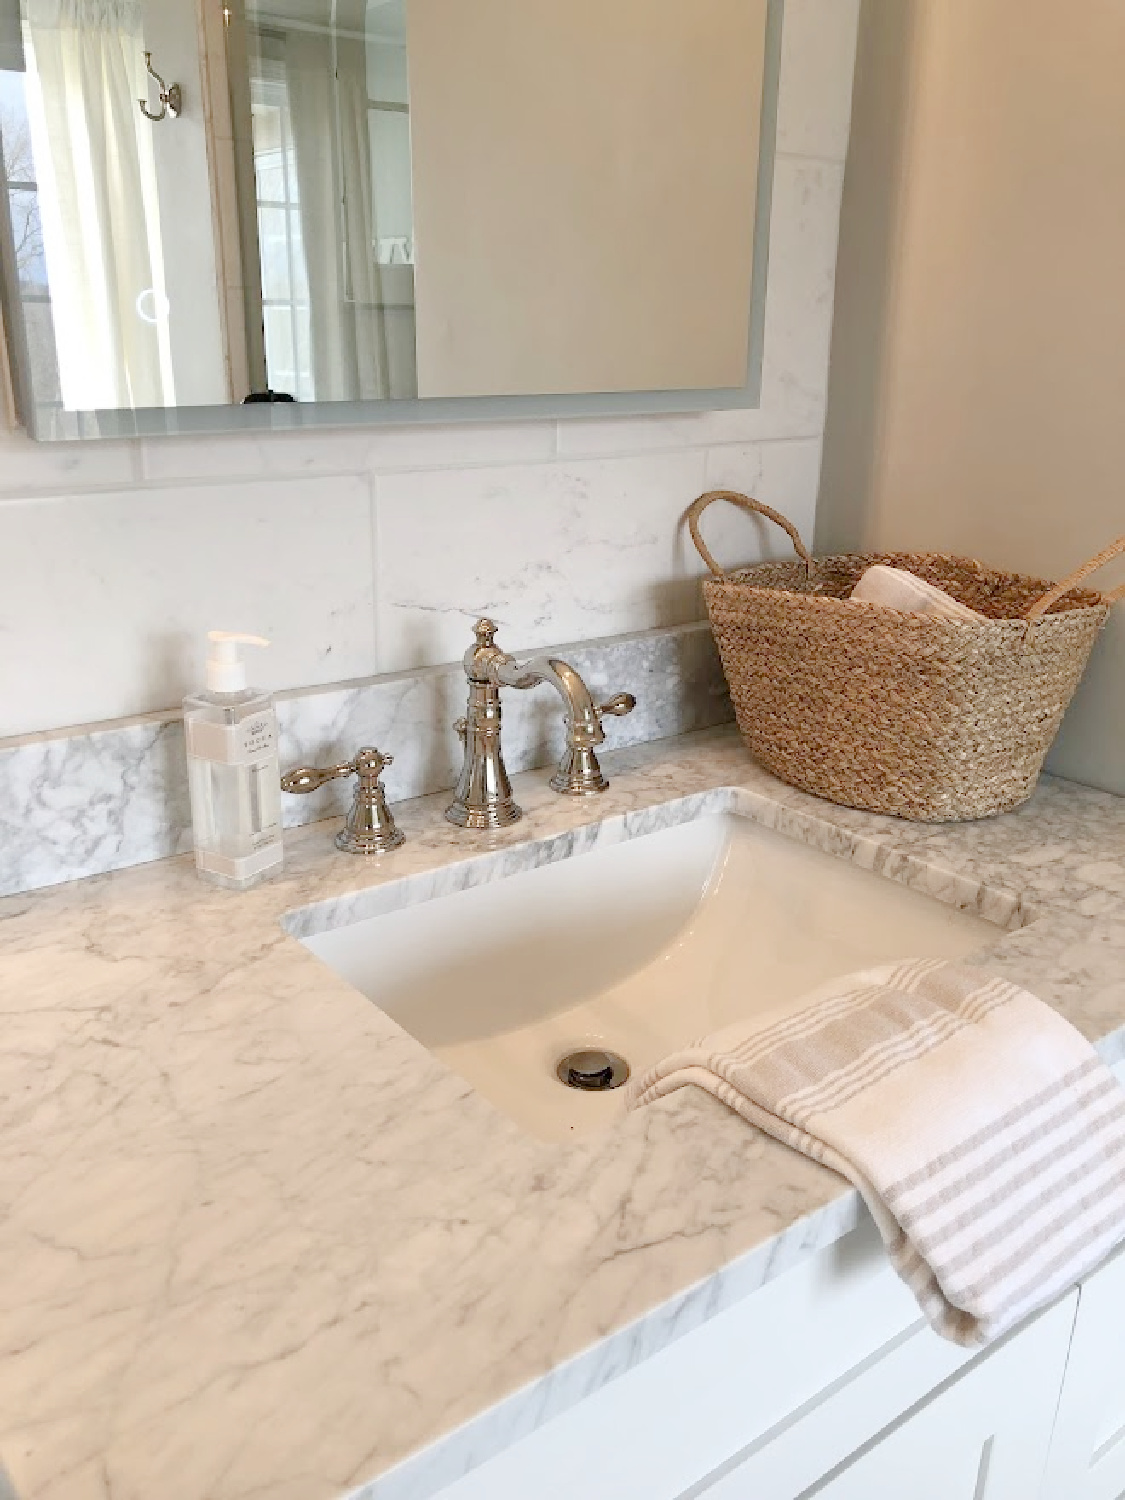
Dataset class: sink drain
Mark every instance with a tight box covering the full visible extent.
[556,1048,630,1092]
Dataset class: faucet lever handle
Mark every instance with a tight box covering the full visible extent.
[598,693,637,718]
[281,747,405,856]
[280,760,356,794]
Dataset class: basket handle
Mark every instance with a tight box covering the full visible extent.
[1024,535,1125,619]
[686,490,813,579]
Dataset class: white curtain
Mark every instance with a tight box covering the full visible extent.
[22,0,170,410]
[285,27,392,401]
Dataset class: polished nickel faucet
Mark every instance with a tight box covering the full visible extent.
[446,619,636,830]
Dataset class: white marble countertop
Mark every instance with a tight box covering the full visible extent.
[2,728,1124,1500]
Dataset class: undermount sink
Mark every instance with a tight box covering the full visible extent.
[295,807,1006,1143]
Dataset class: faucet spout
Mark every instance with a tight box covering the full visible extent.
[493,654,605,749]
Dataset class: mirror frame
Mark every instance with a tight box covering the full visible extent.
[0,0,782,441]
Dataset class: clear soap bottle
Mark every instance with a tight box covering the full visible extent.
[184,632,284,889]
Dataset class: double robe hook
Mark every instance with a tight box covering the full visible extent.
[138,52,183,122]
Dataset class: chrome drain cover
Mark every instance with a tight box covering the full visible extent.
[556,1048,630,1092]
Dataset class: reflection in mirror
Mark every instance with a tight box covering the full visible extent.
[0,0,231,431]
[237,0,417,402]
[0,0,776,437]
[0,60,58,412]
[1,8,171,416]
[233,0,768,404]
[404,0,767,400]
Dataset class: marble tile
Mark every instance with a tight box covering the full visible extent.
[555,411,714,461]
[374,451,710,672]
[0,718,192,897]
[0,728,1122,1500]
[0,476,377,736]
[697,157,847,446]
[373,444,823,678]
[775,0,861,162]
[0,428,139,496]
[697,437,824,568]
[138,420,558,485]
[0,623,732,897]
[365,420,559,474]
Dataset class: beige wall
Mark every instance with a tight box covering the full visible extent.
[819,0,1125,794]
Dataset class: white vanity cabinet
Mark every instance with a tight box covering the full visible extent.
[432,1221,1083,1500]
[1041,1244,1125,1500]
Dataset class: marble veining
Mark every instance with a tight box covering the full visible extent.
[0,622,731,899]
[1,727,1123,1500]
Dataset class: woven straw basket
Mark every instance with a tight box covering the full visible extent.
[687,491,1125,822]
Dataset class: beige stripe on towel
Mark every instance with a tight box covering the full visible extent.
[626,960,1125,1345]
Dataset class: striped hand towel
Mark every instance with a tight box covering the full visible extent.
[626,959,1125,1345]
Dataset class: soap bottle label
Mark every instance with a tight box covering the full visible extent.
[185,712,277,766]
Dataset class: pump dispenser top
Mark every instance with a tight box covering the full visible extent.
[205,631,270,694]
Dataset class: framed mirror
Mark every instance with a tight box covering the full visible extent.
[0,0,781,440]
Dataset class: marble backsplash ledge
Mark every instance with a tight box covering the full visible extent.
[0,717,192,901]
[0,621,733,898]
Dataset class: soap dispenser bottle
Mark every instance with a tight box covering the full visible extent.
[184,631,284,889]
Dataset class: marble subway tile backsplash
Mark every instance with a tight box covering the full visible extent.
[135,417,561,487]
[0,716,192,901]
[0,476,378,737]
[376,440,824,675]
[375,451,708,673]
[0,432,823,741]
[0,621,732,898]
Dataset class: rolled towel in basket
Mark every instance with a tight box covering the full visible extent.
[850,563,985,620]
[627,959,1125,1346]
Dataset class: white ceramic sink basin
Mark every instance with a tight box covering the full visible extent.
[298,811,1003,1142]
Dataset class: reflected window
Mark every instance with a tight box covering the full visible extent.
[0,66,61,414]
[0,2,176,421]
[242,0,417,403]
[250,68,313,401]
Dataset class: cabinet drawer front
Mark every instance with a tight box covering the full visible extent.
[689,1319,978,1499]
[687,1302,1072,1500]
[788,1294,1075,1500]
[434,1215,927,1500]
